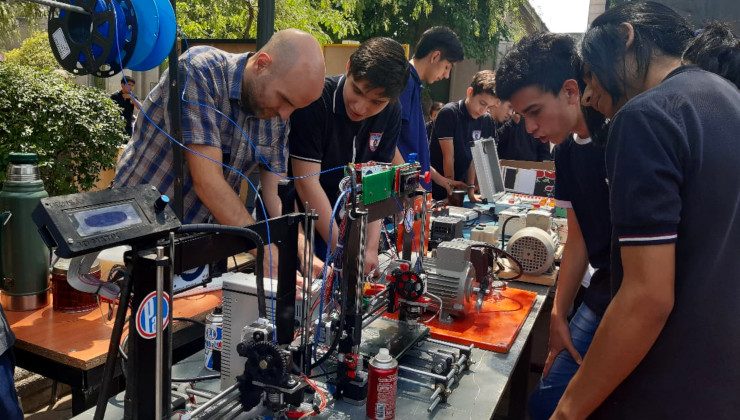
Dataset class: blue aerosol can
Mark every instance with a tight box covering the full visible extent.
[204,306,223,371]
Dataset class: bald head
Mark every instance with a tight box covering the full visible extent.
[244,29,326,120]
[261,29,325,76]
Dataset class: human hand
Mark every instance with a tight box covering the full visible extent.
[363,248,379,277]
[467,191,481,204]
[543,313,582,378]
[446,179,467,195]
[255,244,280,280]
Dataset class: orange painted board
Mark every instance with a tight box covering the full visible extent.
[387,287,537,353]
[6,291,221,370]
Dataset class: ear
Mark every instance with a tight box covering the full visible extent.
[562,79,581,106]
[345,59,350,74]
[254,52,273,72]
[466,86,474,99]
[430,50,441,63]
[620,22,635,49]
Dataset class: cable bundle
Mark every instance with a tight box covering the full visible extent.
[47,0,175,77]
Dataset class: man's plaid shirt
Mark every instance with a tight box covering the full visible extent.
[115,46,289,223]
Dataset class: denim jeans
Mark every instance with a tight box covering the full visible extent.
[0,349,23,420]
[528,303,602,420]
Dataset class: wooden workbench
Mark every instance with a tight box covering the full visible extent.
[6,290,221,414]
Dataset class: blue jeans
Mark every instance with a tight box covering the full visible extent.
[528,303,602,420]
[0,349,23,420]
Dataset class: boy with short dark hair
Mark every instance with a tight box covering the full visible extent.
[429,70,505,202]
[393,26,465,193]
[110,76,137,136]
[289,37,409,274]
[495,32,609,419]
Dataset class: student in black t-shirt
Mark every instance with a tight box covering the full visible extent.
[495,113,552,162]
[554,3,740,418]
[496,32,609,420]
[289,37,409,275]
[429,70,509,202]
[110,76,138,136]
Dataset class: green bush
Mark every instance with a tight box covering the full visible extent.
[4,32,59,72]
[0,62,127,196]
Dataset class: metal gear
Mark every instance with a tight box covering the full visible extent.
[237,341,289,412]
[393,270,425,301]
[243,341,288,386]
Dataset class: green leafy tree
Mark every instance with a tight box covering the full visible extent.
[0,63,127,195]
[354,0,525,61]
[176,0,358,43]
[0,2,45,49]
[4,31,59,71]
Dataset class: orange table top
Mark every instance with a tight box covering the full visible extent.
[6,291,221,370]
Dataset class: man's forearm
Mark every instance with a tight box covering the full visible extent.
[259,169,283,219]
[429,167,447,187]
[553,237,588,318]
[365,220,382,254]
[555,284,672,418]
[466,163,476,187]
[295,181,339,251]
[555,245,675,418]
[392,147,405,165]
[193,174,253,226]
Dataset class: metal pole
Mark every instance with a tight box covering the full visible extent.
[185,384,239,418]
[256,0,275,49]
[419,194,427,265]
[155,246,165,420]
[397,365,448,381]
[397,375,435,390]
[24,0,89,14]
[169,0,183,221]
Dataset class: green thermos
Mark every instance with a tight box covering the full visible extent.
[0,153,50,311]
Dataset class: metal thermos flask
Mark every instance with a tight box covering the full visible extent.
[0,153,50,311]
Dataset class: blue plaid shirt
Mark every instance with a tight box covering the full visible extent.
[115,46,289,223]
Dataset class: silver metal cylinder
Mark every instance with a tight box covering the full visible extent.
[397,375,435,390]
[186,383,239,417]
[155,246,165,420]
[398,364,447,381]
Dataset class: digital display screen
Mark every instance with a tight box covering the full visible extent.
[71,202,143,237]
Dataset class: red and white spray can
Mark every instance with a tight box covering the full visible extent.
[367,347,398,420]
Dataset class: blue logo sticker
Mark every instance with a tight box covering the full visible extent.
[369,132,383,152]
[135,291,171,339]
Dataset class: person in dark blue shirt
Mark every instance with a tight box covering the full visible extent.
[392,26,465,193]
[496,32,609,420]
[555,3,740,418]
[290,37,409,275]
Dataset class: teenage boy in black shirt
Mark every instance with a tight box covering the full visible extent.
[495,32,609,419]
[289,37,409,275]
[110,76,138,136]
[496,113,553,161]
[429,70,508,202]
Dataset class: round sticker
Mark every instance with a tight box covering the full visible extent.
[135,291,171,339]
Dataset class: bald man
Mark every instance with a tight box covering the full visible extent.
[116,29,324,224]
[115,29,325,275]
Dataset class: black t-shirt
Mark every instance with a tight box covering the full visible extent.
[110,91,135,136]
[289,75,400,206]
[496,117,552,161]
[553,135,611,316]
[593,66,740,418]
[429,100,494,200]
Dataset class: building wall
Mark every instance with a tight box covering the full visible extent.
[654,0,740,32]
